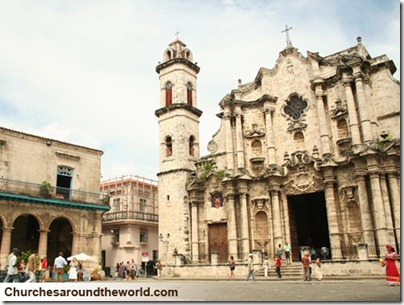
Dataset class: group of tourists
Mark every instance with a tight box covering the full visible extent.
[227,244,399,285]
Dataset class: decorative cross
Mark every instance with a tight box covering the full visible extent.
[175,31,180,40]
[281,25,293,47]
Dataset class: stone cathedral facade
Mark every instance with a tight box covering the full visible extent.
[155,36,400,275]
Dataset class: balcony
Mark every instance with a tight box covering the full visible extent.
[0,178,110,211]
[102,211,158,223]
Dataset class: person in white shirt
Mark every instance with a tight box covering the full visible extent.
[4,248,20,283]
[53,252,67,282]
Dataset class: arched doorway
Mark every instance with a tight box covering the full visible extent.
[48,218,73,264]
[11,214,40,253]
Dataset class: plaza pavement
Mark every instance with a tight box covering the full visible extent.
[102,275,400,302]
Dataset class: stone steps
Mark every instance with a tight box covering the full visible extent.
[256,263,304,277]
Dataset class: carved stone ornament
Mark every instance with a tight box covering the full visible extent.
[207,140,218,153]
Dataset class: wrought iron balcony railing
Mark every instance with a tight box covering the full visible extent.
[103,211,158,223]
[0,178,109,207]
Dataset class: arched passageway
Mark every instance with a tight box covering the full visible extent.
[48,218,73,265]
[11,214,40,253]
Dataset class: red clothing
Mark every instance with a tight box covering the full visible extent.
[302,255,310,268]
[275,257,282,267]
[385,252,400,285]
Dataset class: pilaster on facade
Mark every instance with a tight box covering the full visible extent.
[263,102,277,165]
[352,65,373,143]
[342,73,361,147]
[313,78,331,155]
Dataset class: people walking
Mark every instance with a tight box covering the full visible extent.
[315,256,322,281]
[229,256,236,278]
[262,257,269,277]
[384,245,400,286]
[274,254,282,278]
[277,244,283,260]
[26,250,38,282]
[284,242,291,265]
[302,251,311,281]
[245,253,257,283]
[4,248,20,283]
[54,252,67,282]
[69,257,78,282]
[40,256,48,282]
[156,260,163,278]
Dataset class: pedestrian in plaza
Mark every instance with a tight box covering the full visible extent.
[68,257,78,282]
[301,251,311,281]
[384,245,400,286]
[130,259,137,280]
[26,249,38,282]
[314,256,322,281]
[262,257,269,277]
[245,253,257,283]
[321,246,328,260]
[311,247,317,260]
[118,261,125,280]
[125,261,131,281]
[277,244,283,260]
[228,256,236,278]
[40,256,48,282]
[284,242,291,265]
[4,248,20,283]
[274,254,282,278]
[156,260,163,278]
[53,252,67,282]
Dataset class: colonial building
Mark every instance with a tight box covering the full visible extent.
[0,127,109,268]
[155,36,400,274]
[100,175,158,274]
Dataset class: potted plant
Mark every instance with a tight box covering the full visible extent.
[40,181,53,198]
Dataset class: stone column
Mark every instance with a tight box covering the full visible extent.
[343,73,361,146]
[281,192,291,247]
[352,67,373,143]
[386,172,400,250]
[191,201,200,262]
[0,227,12,268]
[354,173,377,258]
[38,229,49,259]
[223,107,235,173]
[323,171,342,259]
[226,193,238,260]
[270,188,282,249]
[238,181,249,261]
[264,105,276,164]
[380,175,396,249]
[314,80,331,155]
[368,170,388,255]
[234,106,245,170]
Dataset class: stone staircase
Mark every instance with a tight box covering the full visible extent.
[255,262,303,278]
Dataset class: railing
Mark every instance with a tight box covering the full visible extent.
[0,178,109,206]
[102,211,158,223]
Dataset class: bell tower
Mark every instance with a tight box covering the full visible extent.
[155,37,202,264]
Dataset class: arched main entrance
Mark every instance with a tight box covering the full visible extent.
[287,191,330,261]
[48,218,73,264]
[11,214,40,253]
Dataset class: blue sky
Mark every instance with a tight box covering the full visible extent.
[0,0,400,181]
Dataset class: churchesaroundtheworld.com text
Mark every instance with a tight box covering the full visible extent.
[4,286,178,298]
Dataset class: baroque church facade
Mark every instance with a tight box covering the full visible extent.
[155,36,400,273]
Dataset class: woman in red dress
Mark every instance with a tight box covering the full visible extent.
[385,245,400,286]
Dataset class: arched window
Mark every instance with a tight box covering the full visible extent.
[189,135,195,156]
[165,136,172,157]
[294,132,305,151]
[165,82,172,107]
[186,82,193,106]
[337,119,349,138]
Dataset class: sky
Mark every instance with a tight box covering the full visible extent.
[0,0,400,182]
